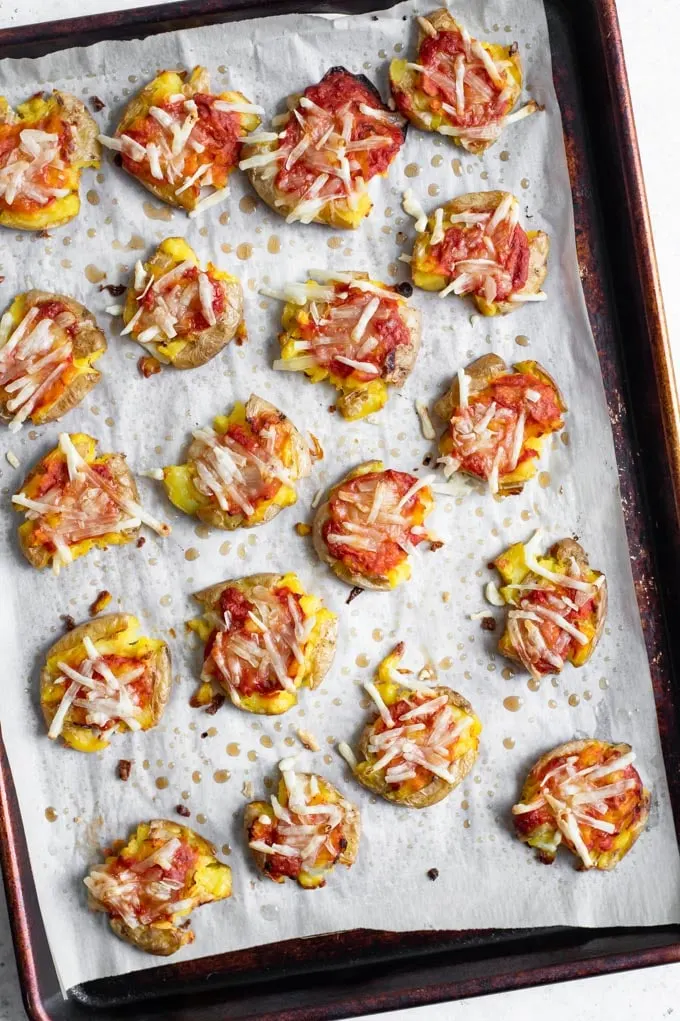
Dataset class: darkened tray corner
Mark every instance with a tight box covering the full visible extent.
[2,1,680,1018]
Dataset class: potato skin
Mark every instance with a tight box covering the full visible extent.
[516,740,650,870]
[40,613,171,750]
[192,573,338,709]
[354,686,479,808]
[16,442,141,570]
[0,290,106,426]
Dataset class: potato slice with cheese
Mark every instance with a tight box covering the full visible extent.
[0,90,99,230]
[12,432,170,573]
[98,66,261,216]
[312,461,438,590]
[344,643,481,807]
[513,740,650,870]
[245,763,360,888]
[162,394,315,530]
[41,614,170,752]
[0,290,106,431]
[84,819,232,955]
[492,530,607,679]
[410,190,549,315]
[115,237,243,369]
[241,67,405,229]
[270,271,420,420]
[434,354,566,496]
[390,9,539,153]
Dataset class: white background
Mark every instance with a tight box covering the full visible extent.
[0,0,678,1017]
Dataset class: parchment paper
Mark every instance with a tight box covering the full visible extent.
[0,0,678,993]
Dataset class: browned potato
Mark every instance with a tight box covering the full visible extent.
[0,290,106,431]
[0,90,99,230]
[162,394,315,531]
[245,768,360,888]
[188,572,337,715]
[411,191,549,315]
[492,531,608,678]
[512,739,650,870]
[117,237,243,370]
[312,460,437,590]
[390,9,539,153]
[84,819,232,954]
[345,644,481,807]
[272,271,421,420]
[40,613,170,753]
[434,354,566,496]
[241,67,405,229]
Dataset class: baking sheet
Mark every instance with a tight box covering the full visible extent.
[0,0,678,993]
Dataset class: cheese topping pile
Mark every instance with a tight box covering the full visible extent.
[0,128,71,209]
[206,583,317,703]
[48,635,146,740]
[12,433,169,572]
[363,686,474,785]
[120,257,222,349]
[249,766,348,871]
[512,750,641,869]
[0,304,75,431]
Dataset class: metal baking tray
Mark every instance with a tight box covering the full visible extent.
[1,0,680,1018]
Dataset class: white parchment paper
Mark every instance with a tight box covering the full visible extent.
[0,0,678,992]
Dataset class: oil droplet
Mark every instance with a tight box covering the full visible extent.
[236,243,253,261]
[599,677,609,690]
[227,743,240,756]
[503,695,523,712]
[561,431,570,447]
[452,158,463,177]
[461,800,469,810]
[105,416,114,427]
[284,736,295,747]
[355,653,369,667]
[463,819,471,829]
[239,195,257,214]
[394,42,403,52]
[128,234,145,250]
[527,677,541,692]
[237,543,247,560]
[60,259,72,269]
[439,657,453,670]
[87,227,96,238]
[221,843,232,855]
[520,509,532,521]
[501,667,515,680]
[86,189,100,205]
[503,737,515,749]
[160,594,172,607]
[327,236,342,249]
[372,628,384,642]
[404,163,420,178]
[143,200,172,221]
[192,770,202,783]
[260,735,273,748]
[196,813,207,824]
[431,154,443,168]
[181,791,190,801]
[143,759,150,770]
[45,807,58,822]
[195,523,211,539]
[155,776,169,789]
[267,235,281,254]
[247,749,257,762]
[499,150,510,162]
[213,770,230,784]
[515,334,529,347]
[548,699,558,709]
[583,690,592,701]
[520,177,530,190]
[85,264,106,283]
[219,541,232,556]
[184,548,199,561]
[260,904,279,921]
[568,693,580,707]
[207,727,217,738]
[427,183,440,196]
[538,471,551,489]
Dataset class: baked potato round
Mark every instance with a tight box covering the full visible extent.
[118,237,244,369]
[492,531,607,679]
[162,394,315,530]
[241,66,405,229]
[98,66,261,215]
[245,767,360,888]
[84,818,232,954]
[40,613,170,752]
[271,271,421,420]
[188,572,337,715]
[0,89,99,230]
[312,460,437,590]
[434,353,566,496]
[410,191,549,315]
[512,739,650,870]
[0,289,106,431]
[12,432,169,572]
[350,644,481,807]
[390,9,539,153]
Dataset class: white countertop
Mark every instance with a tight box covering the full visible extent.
[0,0,678,1017]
